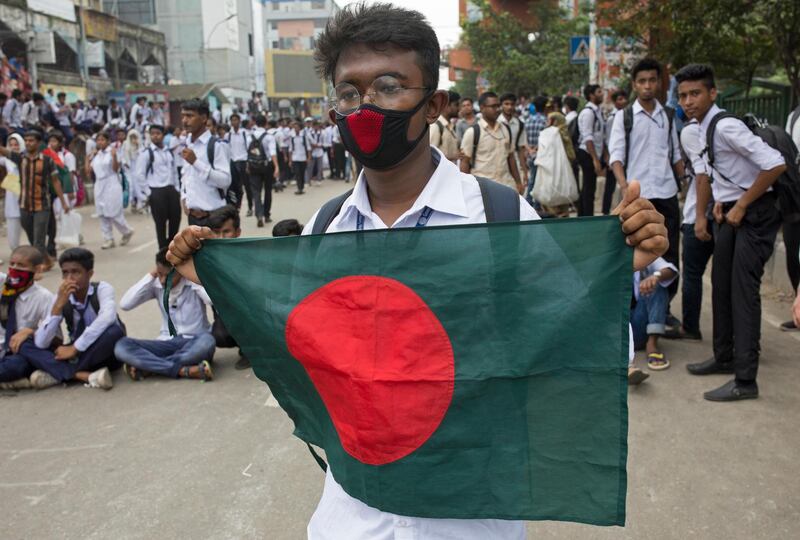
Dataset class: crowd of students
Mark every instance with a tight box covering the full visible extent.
[431,59,800,402]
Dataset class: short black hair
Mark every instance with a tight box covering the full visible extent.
[447,90,461,105]
[631,57,662,80]
[478,91,498,107]
[583,84,601,101]
[47,131,64,143]
[59,247,94,271]
[611,89,628,101]
[256,114,267,127]
[155,247,171,268]
[675,63,716,90]
[23,130,43,141]
[57,92,66,99]
[564,96,579,111]
[11,89,21,98]
[13,246,44,268]
[314,2,440,88]
[533,95,548,113]
[229,112,240,121]
[181,98,210,117]
[33,92,44,102]
[207,205,241,231]
[268,119,278,128]
[272,219,304,237]
[96,130,111,142]
[461,97,474,106]
[499,92,517,104]
[149,124,165,133]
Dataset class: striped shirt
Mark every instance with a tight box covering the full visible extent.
[9,152,58,212]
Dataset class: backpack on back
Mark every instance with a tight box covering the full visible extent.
[62,282,128,339]
[247,132,270,175]
[622,104,679,189]
[567,114,581,154]
[469,123,514,172]
[205,135,234,204]
[705,112,800,222]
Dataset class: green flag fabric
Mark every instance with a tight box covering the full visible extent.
[196,216,631,526]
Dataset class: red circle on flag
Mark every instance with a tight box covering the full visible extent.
[285,276,455,466]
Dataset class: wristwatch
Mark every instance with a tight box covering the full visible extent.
[653,270,663,280]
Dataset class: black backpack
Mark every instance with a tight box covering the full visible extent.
[468,123,514,172]
[705,112,800,222]
[205,135,235,204]
[622,103,679,189]
[62,282,127,339]
[247,132,270,175]
[311,176,520,234]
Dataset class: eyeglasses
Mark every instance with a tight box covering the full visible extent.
[329,76,431,116]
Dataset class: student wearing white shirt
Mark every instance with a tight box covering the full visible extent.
[86,132,134,249]
[247,115,280,226]
[167,6,669,537]
[782,107,800,331]
[609,58,685,297]
[26,248,125,390]
[114,248,215,381]
[678,64,786,401]
[275,118,291,187]
[306,121,325,185]
[178,99,232,226]
[84,98,104,127]
[149,102,164,127]
[603,89,628,214]
[107,99,127,130]
[21,93,43,130]
[631,256,678,372]
[225,112,252,215]
[134,125,181,249]
[2,89,23,134]
[322,122,334,178]
[576,84,606,216]
[288,119,309,194]
[129,96,147,126]
[72,101,87,128]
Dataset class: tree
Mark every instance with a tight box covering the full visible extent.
[461,0,589,97]
[450,69,479,100]
[761,0,800,106]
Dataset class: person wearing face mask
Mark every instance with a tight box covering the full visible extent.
[0,246,55,390]
[166,4,669,538]
[113,247,215,382]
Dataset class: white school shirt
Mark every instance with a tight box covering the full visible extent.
[250,127,277,159]
[226,127,250,162]
[633,257,679,301]
[564,110,578,125]
[119,274,211,340]
[129,103,144,125]
[680,121,711,224]
[0,280,54,353]
[306,130,325,158]
[321,126,333,147]
[2,98,22,128]
[180,129,231,211]
[21,100,39,126]
[135,143,179,190]
[302,147,536,540]
[499,114,527,151]
[149,107,164,126]
[279,126,292,149]
[0,157,21,219]
[331,125,341,144]
[608,100,681,200]
[685,105,785,204]
[289,130,309,161]
[35,282,118,352]
[578,102,605,154]
[786,109,800,149]
[85,106,104,125]
[73,107,86,125]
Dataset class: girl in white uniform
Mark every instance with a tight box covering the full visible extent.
[0,133,23,251]
[87,132,134,249]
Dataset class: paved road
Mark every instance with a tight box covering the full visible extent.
[1,178,798,539]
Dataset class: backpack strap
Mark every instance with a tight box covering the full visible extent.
[515,120,524,149]
[311,189,355,234]
[475,176,520,222]
[145,147,155,177]
[622,104,634,174]
[704,111,742,186]
[470,123,481,172]
[205,135,227,199]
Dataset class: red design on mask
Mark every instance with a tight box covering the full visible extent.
[346,108,384,154]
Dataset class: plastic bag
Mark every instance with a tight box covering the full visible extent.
[532,127,579,207]
[56,211,82,248]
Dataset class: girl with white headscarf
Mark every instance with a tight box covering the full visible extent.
[0,133,24,251]
[121,129,147,212]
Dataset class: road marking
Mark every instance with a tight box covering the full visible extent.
[128,239,157,254]
[25,495,46,506]
[0,469,70,488]
[241,463,253,477]
[2,444,110,461]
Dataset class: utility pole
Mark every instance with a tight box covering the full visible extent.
[77,0,90,84]
[25,11,38,90]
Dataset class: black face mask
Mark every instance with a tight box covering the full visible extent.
[335,92,433,171]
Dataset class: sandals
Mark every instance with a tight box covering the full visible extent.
[628,368,650,386]
[199,360,214,382]
[124,364,144,381]
[647,353,670,371]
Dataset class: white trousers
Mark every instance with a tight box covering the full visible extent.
[6,217,21,251]
[100,212,132,241]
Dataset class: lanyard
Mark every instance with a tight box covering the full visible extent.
[356,206,434,231]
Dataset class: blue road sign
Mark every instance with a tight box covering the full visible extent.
[570,36,590,65]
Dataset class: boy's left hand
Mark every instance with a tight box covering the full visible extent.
[55,344,78,361]
[613,180,668,271]
[9,329,33,354]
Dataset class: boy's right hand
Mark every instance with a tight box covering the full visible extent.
[54,281,78,313]
[167,226,215,285]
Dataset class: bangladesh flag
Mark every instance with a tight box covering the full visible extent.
[196,217,631,526]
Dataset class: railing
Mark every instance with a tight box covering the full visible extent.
[717,79,793,126]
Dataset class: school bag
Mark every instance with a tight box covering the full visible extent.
[247,132,270,175]
[205,135,235,204]
[705,112,800,222]
[61,282,128,340]
[622,104,680,189]
[468,123,515,172]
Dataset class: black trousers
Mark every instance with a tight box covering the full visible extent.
[712,193,781,383]
[681,222,715,335]
[651,196,681,299]
[333,143,346,179]
[602,167,617,215]
[782,220,800,293]
[46,203,57,257]
[292,161,307,192]
[276,150,288,185]
[324,147,334,177]
[576,149,597,217]
[150,186,182,249]
[249,164,275,219]
[230,161,248,210]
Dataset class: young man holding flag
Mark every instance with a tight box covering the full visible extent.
[167,4,668,538]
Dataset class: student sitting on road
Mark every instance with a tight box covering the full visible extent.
[7,247,125,390]
[114,248,215,381]
[0,246,58,390]
[630,257,678,378]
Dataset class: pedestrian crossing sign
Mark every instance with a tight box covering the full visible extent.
[570,36,590,65]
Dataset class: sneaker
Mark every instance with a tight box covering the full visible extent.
[30,370,58,390]
[235,355,251,370]
[121,230,134,246]
[101,240,115,250]
[246,209,254,217]
[627,368,649,386]
[780,320,798,332]
[87,367,113,390]
[257,218,264,228]
[0,377,33,390]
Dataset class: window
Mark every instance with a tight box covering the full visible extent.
[272,41,279,49]
[103,0,157,25]
[248,33,253,56]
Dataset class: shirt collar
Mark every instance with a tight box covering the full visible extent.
[586,102,599,112]
[19,283,39,300]
[188,129,211,145]
[69,283,95,308]
[700,104,722,131]
[478,117,501,132]
[343,147,470,224]
[633,99,664,117]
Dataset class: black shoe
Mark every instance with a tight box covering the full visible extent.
[780,320,798,332]
[295,190,305,195]
[257,218,264,228]
[246,209,253,217]
[265,217,273,223]
[686,358,734,375]
[664,327,703,341]
[703,379,758,402]
[235,355,251,370]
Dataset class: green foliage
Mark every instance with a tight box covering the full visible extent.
[450,70,479,100]
[461,0,589,97]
